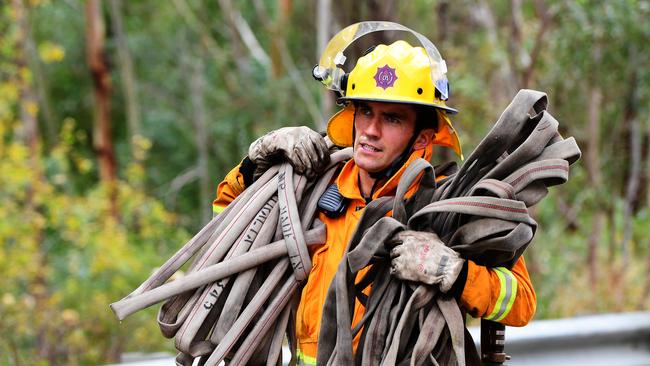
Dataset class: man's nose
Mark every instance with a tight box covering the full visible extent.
[363,117,381,138]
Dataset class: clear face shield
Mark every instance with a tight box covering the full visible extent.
[312,21,450,101]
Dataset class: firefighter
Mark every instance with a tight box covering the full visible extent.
[213,27,535,365]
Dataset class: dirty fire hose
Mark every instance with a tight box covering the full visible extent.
[316,89,581,365]
[111,89,581,365]
[111,148,354,365]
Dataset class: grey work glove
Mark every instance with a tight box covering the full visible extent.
[389,230,465,293]
[248,126,330,179]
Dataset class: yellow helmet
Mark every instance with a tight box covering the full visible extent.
[314,22,462,158]
[340,40,456,113]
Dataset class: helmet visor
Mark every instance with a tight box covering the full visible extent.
[313,21,449,99]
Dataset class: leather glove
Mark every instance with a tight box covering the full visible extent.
[389,230,465,293]
[248,126,330,179]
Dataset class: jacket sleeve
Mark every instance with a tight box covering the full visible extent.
[212,156,258,214]
[212,162,246,215]
[459,256,536,326]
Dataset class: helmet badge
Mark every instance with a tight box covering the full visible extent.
[374,64,398,90]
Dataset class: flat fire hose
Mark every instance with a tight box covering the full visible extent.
[316,89,581,365]
[111,89,580,365]
[111,149,354,366]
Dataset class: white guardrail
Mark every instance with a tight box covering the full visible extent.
[112,311,650,366]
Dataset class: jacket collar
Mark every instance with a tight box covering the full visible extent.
[336,141,434,201]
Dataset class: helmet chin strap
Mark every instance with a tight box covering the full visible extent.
[368,129,420,181]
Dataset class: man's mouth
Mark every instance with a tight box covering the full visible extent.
[360,143,382,152]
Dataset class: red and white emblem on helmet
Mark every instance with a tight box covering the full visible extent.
[374,64,398,90]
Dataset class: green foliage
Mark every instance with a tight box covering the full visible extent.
[532,189,650,318]
[1,5,186,364]
[1,0,649,363]
[0,97,185,364]
[528,0,650,318]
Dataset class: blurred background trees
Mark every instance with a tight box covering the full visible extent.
[0,0,648,364]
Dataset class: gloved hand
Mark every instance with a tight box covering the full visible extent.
[248,126,330,179]
[389,230,465,293]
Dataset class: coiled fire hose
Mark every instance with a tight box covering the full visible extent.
[316,89,581,365]
[110,89,580,365]
[111,148,354,365]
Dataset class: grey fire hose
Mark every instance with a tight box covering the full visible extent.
[111,89,580,366]
[111,149,353,366]
[316,89,580,365]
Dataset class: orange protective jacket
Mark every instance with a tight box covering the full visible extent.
[213,143,536,364]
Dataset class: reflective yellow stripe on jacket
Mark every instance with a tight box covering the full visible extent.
[212,203,226,215]
[296,349,317,366]
[485,267,518,322]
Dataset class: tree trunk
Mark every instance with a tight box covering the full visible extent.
[585,83,603,296]
[621,67,641,269]
[217,0,247,72]
[14,0,40,155]
[435,1,452,163]
[644,119,650,210]
[507,0,524,89]
[266,0,290,77]
[471,0,516,107]
[641,253,650,310]
[24,11,57,146]
[521,0,553,88]
[86,0,119,218]
[12,0,51,362]
[253,0,321,126]
[437,0,450,45]
[108,0,142,147]
[367,0,395,21]
[316,0,333,130]
[190,56,212,224]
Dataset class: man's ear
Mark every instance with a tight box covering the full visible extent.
[413,128,435,150]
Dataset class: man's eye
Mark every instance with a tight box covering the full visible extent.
[386,116,400,124]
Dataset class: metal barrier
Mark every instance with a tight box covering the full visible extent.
[113,311,650,365]
[469,311,650,366]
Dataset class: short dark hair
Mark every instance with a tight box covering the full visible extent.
[415,106,440,133]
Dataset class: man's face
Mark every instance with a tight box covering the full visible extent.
[353,101,418,174]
